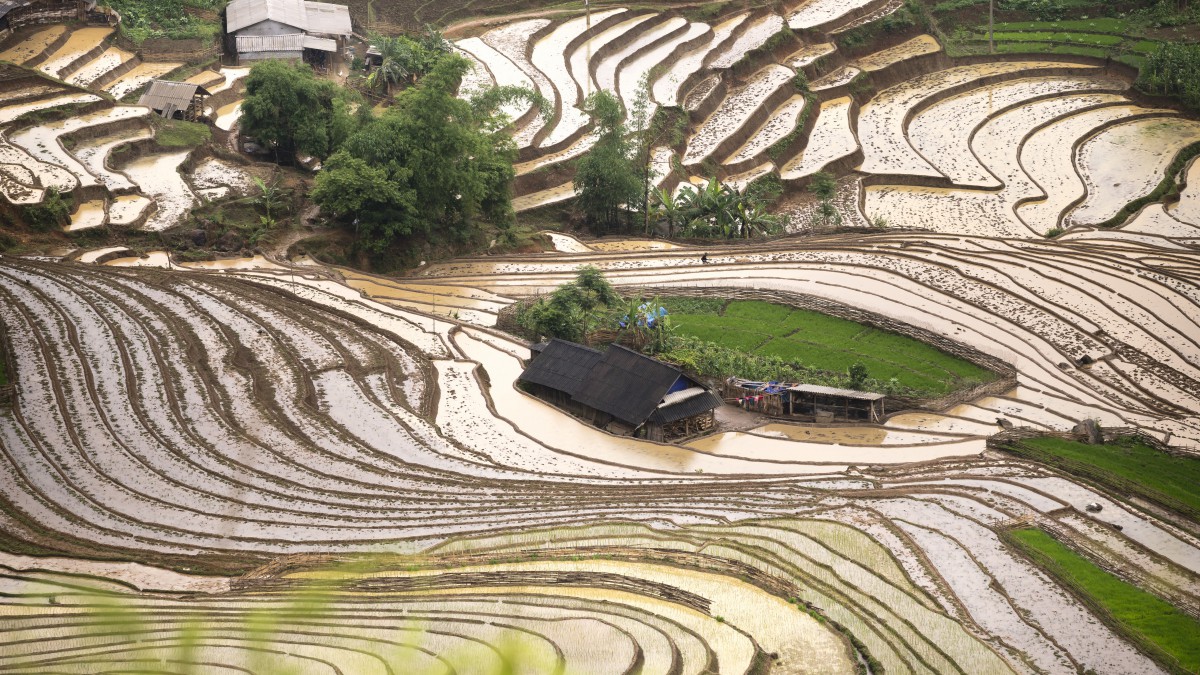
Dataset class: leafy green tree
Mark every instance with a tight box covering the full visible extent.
[310,155,418,252]
[574,90,640,231]
[315,54,535,251]
[240,60,366,162]
[683,180,739,237]
[626,73,656,234]
[653,178,779,239]
[367,35,417,94]
[733,201,779,239]
[571,265,621,309]
[848,362,869,389]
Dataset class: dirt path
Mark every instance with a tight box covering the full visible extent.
[265,221,325,259]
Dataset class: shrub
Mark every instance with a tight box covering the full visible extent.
[848,362,869,388]
[1138,42,1200,111]
[23,188,71,232]
[515,266,620,341]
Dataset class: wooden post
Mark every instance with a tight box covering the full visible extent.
[989,0,995,54]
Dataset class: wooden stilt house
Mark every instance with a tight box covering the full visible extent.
[519,339,724,442]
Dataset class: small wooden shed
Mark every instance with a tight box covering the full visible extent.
[138,80,210,121]
[787,384,885,423]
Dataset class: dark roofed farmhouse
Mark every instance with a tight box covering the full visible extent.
[519,339,722,441]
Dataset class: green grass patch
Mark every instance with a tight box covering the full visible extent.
[1117,53,1149,69]
[153,119,211,149]
[1129,39,1164,55]
[661,299,997,397]
[1009,528,1200,673]
[1016,436,1200,519]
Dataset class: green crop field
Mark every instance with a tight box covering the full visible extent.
[992,18,1130,33]
[105,0,226,43]
[964,17,1164,65]
[1017,436,1200,517]
[992,42,1110,58]
[986,31,1124,45]
[662,299,996,396]
[1010,528,1200,673]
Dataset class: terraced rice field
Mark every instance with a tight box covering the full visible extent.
[5,7,1200,674]
[0,27,255,232]
[453,5,1199,240]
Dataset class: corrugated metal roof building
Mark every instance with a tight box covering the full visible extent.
[227,0,307,33]
[225,0,350,63]
[137,80,211,121]
[304,1,350,35]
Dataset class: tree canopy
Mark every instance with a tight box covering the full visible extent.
[240,60,367,162]
[313,54,533,251]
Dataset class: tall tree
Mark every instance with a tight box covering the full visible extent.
[574,90,640,230]
[240,60,366,162]
[626,73,656,234]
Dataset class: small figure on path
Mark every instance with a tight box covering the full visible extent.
[701,253,709,264]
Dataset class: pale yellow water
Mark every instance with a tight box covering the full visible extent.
[107,194,152,225]
[38,27,113,77]
[66,199,106,232]
[214,101,242,131]
[0,25,66,64]
[855,34,940,71]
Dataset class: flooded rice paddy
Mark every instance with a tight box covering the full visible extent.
[119,150,195,231]
[6,15,1200,675]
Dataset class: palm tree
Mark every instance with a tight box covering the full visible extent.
[699,179,738,238]
[419,24,451,61]
[652,188,684,238]
[367,35,416,95]
[734,201,779,238]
